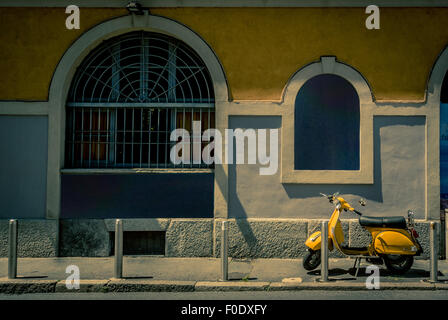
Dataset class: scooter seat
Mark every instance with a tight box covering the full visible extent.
[359,216,407,229]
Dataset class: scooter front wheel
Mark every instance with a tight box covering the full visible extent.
[303,249,321,271]
[383,254,414,275]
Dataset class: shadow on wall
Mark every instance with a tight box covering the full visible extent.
[225,116,425,220]
[225,116,283,250]
[283,116,383,203]
[283,116,426,212]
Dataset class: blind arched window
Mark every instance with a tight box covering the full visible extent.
[440,71,448,197]
[294,74,360,170]
[65,31,215,169]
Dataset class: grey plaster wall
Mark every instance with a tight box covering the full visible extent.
[228,116,426,220]
[0,116,48,219]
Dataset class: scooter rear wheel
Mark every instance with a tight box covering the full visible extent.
[303,249,321,271]
[383,254,414,275]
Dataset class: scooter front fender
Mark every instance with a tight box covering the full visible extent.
[305,231,333,251]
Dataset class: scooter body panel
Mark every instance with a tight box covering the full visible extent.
[370,228,419,255]
[305,208,343,252]
[305,231,333,251]
[330,217,345,245]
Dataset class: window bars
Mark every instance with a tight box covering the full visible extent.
[65,32,215,169]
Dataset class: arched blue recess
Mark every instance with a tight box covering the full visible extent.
[440,71,448,199]
[294,74,360,170]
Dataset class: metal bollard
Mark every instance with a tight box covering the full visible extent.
[8,219,18,279]
[221,221,228,281]
[114,219,123,279]
[321,221,329,282]
[445,209,448,260]
[429,221,439,283]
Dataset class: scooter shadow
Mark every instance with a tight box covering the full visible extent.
[380,269,444,279]
[14,275,49,279]
[307,268,357,280]
[228,272,258,281]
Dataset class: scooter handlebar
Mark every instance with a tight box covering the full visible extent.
[353,209,363,216]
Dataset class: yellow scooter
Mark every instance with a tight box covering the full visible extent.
[303,193,423,275]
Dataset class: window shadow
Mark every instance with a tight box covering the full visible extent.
[221,116,283,256]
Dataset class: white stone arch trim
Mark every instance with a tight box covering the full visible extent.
[280,56,375,184]
[48,14,229,104]
[45,13,229,219]
[424,44,448,220]
[427,44,448,105]
[282,56,374,105]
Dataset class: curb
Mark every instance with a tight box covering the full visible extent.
[195,281,270,291]
[0,278,58,294]
[55,280,110,293]
[0,278,447,294]
[105,279,196,292]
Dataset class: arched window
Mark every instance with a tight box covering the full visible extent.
[294,74,360,170]
[65,31,215,169]
[442,71,448,103]
[440,71,448,198]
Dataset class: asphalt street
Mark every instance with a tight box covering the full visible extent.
[1,290,447,300]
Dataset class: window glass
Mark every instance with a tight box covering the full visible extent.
[66,32,215,169]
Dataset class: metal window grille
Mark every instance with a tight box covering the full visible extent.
[65,32,215,169]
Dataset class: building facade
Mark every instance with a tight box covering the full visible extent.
[1,1,448,258]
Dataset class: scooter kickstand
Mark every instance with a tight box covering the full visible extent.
[353,258,361,278]
[352,257,358,271]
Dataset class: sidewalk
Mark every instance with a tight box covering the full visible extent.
[0,257,447,294]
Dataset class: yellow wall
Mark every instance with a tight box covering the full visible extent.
[1,7,448,101]
[0,8,126,101]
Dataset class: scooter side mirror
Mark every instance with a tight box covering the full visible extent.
[359,198,366,206]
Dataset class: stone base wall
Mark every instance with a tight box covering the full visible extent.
[59,218,214,257]
[0,220,58,257]
[0,218,435,259]
[214,219,431,259]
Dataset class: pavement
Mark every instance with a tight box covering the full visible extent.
[0,256,448,294]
